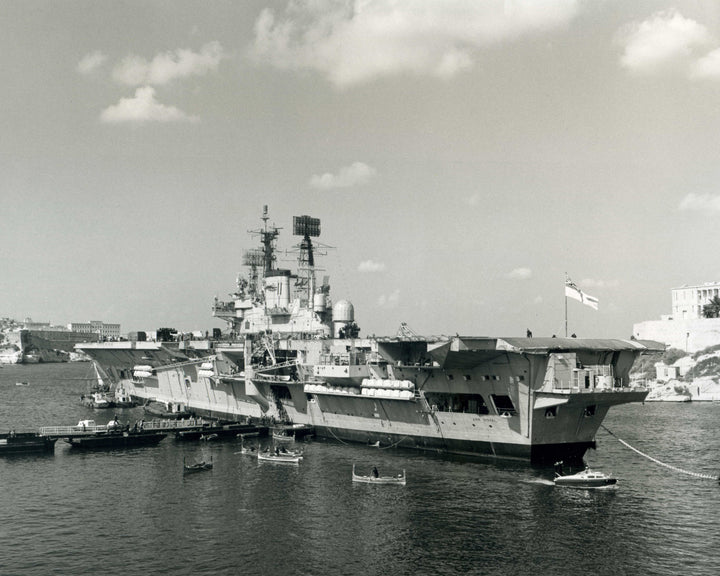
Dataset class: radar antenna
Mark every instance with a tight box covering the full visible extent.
[242,249,264,298]
[244,205,282,298]
[258,205,280,275]
[293,215,321,308]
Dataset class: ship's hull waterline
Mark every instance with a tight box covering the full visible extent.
[78,335,655,464]
[77,208,659,465]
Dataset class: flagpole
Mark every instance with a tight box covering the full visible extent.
[564,273,568,337]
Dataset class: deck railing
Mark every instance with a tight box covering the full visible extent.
[39,417,213,437]
[135,418,211,431]
[546,365,628,393]
[39,424,110,436]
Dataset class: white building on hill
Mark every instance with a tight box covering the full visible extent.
[68,321,121,339]
[671,282,720,319]
[634,282,720,353]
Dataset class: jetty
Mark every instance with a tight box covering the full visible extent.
[37,418,269,443]
[174,421,267,441]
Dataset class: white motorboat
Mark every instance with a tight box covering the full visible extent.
[554,467,617,489]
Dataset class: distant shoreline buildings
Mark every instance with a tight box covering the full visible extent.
[4,285,720,361]
[633,282,720,353]
[67,321,121,340]
[2,317,121,339]
[0,317,120,363]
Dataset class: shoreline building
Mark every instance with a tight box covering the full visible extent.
[633,282,720,353]
[68,321,121,340]
[1,318,121,363]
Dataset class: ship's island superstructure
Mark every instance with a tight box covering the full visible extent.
[77,207,660,463]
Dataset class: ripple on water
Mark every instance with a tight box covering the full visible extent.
[3,366,720,575]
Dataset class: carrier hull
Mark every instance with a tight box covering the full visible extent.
[76,209,659,464]
[78,336,654,464]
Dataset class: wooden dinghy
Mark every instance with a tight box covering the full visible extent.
[183,456,213,473]
[352,464,406,485]
[257,450,302,464]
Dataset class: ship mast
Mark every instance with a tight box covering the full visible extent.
[260,205,279,276]
[244,205,281,299]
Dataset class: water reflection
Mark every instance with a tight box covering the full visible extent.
[2,364,720,575]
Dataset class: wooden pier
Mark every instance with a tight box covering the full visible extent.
[38,418,268,441]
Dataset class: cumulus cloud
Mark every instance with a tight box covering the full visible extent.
[77,51,108,75]
[505,267,532,280]
[378,289,400,308]
[251,0,578,87]
[309,162,377,190]
[100,86,199,124]
[358,260,386,272]
[619,11,711,74]
[112,41,224,86]
[679,193,720,212]
[691,47,720,79]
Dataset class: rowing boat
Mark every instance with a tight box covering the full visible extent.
[183,456,213,473]
[352,464,406,485]
[257,451,302,464]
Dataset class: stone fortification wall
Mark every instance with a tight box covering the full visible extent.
[4,330,100,362]
[633,318,720,353]
[22,329,100,351]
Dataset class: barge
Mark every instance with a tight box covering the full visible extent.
[0,431,57,455]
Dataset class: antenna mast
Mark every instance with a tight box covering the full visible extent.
[259,205,279,275]
[244,205,281,298]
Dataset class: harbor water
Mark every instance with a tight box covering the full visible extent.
[2,363,720,576]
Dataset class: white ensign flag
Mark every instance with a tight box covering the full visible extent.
[565,279,599,310]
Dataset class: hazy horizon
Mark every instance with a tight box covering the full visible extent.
[4,1,720,339]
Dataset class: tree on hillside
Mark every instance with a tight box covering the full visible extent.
[702,295,720,318]
[663,348,687,364]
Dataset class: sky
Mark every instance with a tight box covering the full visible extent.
[4,0,720,340]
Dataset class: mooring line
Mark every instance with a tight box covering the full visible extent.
[378,435,410,450]
[600,425,719,481]
[326,426,408,450]
[327,427,350,445]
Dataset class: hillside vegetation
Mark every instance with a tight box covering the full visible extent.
[631,344,720,382]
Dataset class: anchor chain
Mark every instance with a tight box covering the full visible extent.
[600,425,719,481]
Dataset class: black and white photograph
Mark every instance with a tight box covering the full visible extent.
[2,2,720,575]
